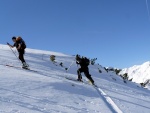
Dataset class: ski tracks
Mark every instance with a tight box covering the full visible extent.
[1,63,123,113]
[65,76,123,113]
[94,86,123,113]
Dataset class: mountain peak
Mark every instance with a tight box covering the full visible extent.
[121,61,150,84]
[142,61,150,67]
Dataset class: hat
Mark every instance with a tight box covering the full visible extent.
[76,54,80,60]
[12,37,16,40]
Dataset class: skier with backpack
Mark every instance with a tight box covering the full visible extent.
[7,36,29,68]
[76,54,95,85]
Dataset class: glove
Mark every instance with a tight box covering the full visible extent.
[7,42,10,45]
[76,61,80,64]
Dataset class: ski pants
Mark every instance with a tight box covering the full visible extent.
[18,49,25,63]
[77,67,94,84]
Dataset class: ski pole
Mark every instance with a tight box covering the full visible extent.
[10,46,18,58]
[7,43,21,63]
[66,60,75,73]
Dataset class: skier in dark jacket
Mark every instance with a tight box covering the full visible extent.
[76,54,95,85]
[7,36,29,68]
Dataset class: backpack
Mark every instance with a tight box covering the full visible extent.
[83,57,90,66]
[16,37,26,49]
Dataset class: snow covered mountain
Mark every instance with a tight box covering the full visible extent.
[0,44,150,113]
[120,62,150,87]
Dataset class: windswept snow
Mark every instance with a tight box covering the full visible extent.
[121,61,150,84]
[0,44,150,113]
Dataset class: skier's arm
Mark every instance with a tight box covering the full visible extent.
[17,43,21,50]
[7,43,15,48]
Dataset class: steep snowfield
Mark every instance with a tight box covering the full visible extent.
[120,62,150,85]
[0,44,150,113]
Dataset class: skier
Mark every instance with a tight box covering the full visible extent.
[76,54,95,85]
[7,36,29,68]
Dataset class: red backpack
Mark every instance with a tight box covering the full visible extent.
[16,37,26,49]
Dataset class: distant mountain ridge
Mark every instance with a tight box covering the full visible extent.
[120,61,150,86]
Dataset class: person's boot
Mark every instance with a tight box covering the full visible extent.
[77,75,83,82]
[22,62,29,68]
[88,77,94,85]
[77,78,83,82]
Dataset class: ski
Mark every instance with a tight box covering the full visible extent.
[65,77,98,87]
[65,77,83,82]
[22,67,37,72]
[5,64,37,72]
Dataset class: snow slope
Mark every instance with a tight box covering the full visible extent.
[0,44,150,113]
[120,62,150,88]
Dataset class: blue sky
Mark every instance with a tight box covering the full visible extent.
[0,0,150,69]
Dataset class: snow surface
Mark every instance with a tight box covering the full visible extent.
[120,61,150,89]
[0,44,150,113]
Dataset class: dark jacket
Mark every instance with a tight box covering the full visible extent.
[76,58,88,68]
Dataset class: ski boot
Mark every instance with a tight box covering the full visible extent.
[22,62,29,69]
[77,78,83,82]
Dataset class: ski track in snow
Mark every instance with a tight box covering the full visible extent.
[0,44,150,113]
[0,62,110,112]
[94,87,123,113]
[1,65,117,113]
